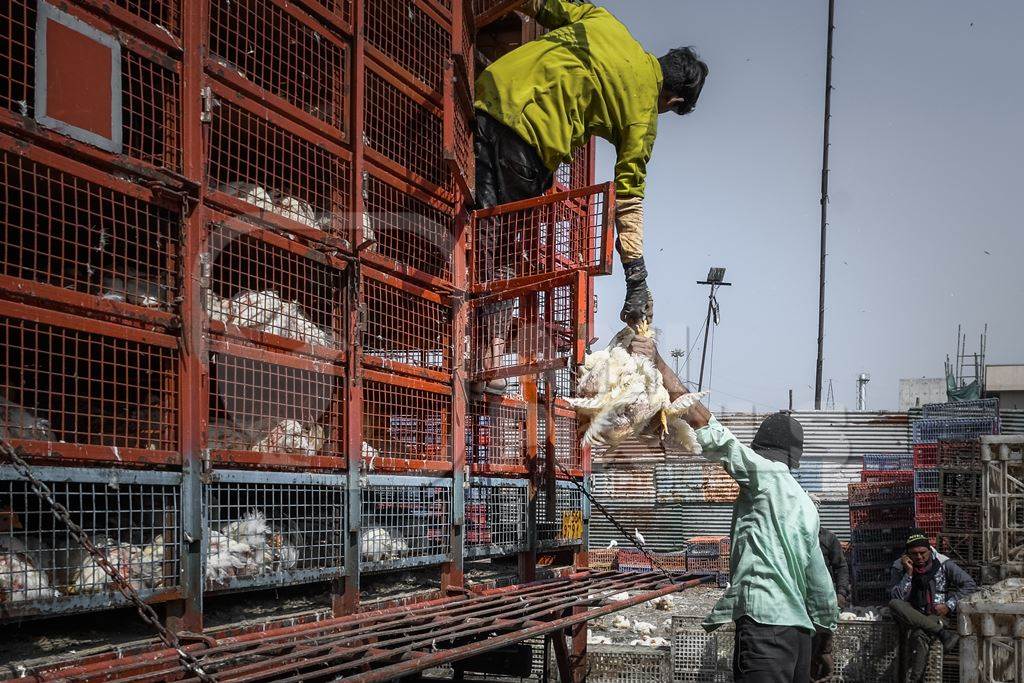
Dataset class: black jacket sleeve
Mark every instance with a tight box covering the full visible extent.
[942,560,978,613]
[819,529,850,600]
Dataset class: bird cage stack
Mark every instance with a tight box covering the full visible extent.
[0,0,604,632]
[684,535,730,587]
[849,454,915,605]
[979,435,1024,583]
[914,399,1000,586]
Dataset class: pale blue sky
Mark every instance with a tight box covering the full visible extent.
[590,0,1024,411]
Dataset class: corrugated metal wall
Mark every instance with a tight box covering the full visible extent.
[590,411,909,549]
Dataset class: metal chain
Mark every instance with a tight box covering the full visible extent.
[0,441,216,683]
[553,460,686,586]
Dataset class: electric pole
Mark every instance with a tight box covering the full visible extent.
[697,268,731,392]
[815,0,836,409]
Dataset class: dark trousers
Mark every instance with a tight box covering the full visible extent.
[889,599,944,683]
[733,616,812,683]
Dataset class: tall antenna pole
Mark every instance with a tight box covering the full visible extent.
[814,0,836,410]
[685,326,691,385]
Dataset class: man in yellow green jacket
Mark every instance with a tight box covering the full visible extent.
[474,0,708,326]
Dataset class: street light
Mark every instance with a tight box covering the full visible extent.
[697,267,731,392]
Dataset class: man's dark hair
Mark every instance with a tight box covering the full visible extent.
[659,47,708,115]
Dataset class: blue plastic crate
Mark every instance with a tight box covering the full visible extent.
[922,398,999,419]
[914,469,939,493]
[911,417,1000,444]
[862,453,913,471]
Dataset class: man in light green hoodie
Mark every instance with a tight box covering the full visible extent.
[630,337,839,683]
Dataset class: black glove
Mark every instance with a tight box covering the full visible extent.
[620,258,653,324]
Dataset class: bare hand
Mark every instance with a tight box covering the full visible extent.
[628,335,656,361]
[901,554,914,575]
[933,603,950,618]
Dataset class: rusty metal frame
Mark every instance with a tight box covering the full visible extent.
[21,571,710,682]
[474,0,523,29]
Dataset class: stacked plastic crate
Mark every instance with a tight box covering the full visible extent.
[915,400,1000,586]
[684,535,729,587]
[849,454,915,605]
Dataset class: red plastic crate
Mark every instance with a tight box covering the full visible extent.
[1,0,182,172]
[849,504,914,530]
[916,516,942,539]
[860,469,914,483]
[913,444,938,468]
[848,481,914,506]
[207,0,350,137]
[362,371,452,473]
[686,536,731,558]
[685,555,720,576]
[470,183,615,291]
[914,493,942,518]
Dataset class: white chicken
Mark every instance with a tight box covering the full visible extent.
[249,419,326,458]
[567,326,706,453]
[0,531,60,602]
[361,527,409,563]
[206,529,252,581]
[71,536,135,594]
[205,290,335,348]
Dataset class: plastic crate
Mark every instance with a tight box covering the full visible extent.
[913,444,939,468]
[362,372,452,472]
[588,644,671,683]
[684,555,720,577]
[861,469,914,483]
[685,536,730,558]
[916,516,942,539]
[587,548,617,570]
[850,526,913,547]
[912,417,1000,444]
[939,469,983,500]
[204,470,345,593]
[2,0,182,172]
[922,398,1000,419]
[862,453,914,471]
[937,533,984,566]
[849,504,914,530]
[914,469,940,493]
[914,493,942,518]
[942,501,983,532]
[938,440,983,471]
[848,481,914,506]
[615,547,651,572]
[671,616,732,682]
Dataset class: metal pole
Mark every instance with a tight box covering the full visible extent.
[789,389,794,411]
[686,326,691,385]
[814,0,836,409]
[698,287,714,392]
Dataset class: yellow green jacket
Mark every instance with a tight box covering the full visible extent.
[474,0,662,199]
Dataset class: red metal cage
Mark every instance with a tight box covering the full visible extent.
[469,183,614,293]
[206,0,351,140]
[206,214,347,358]
[205,84,353,243]
[0,302,179,466]
[0,140,181,326]
[208,342,346,470]
[467,396,527,475]
[361,371,452,472]
[364,0,450,95]
[360,267,453,381]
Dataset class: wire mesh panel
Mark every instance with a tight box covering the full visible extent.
[832,620,901,682]
[671,616,732,683]
[940,470,983,500]
[862,453,914,471]
[362,169,456,283]
[362,373,452,472]
[554,142,593,192]
[206,219,345,354]
[467,397,527,473]
[110,0,181,37]
[923,399,1000,419]
[465,477,528,558]
[937,533,984,566]
[0,146,181,317]
[204,470,345,592]
[470,183,614,290]
[915,493,942,518]
[361,475,452,572]
[535,481,584,549]
[207,0,349,135]
[536,409,584,475]
[208,344,345,468]
[1,0,182,172]
[444,58,475,199]
[0,308,179,461]
[365,0,450,94]
[849,481,914,506]
[938,441,983,471]
[589,645,671,683]
[364,64,449,194]
[538,366,579,401]
[0,466,180,619]
[943,501,983,532]
[470,271,585,381]
[361,269,452,377]
[914,469,940,493]
[206,86,352,238]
